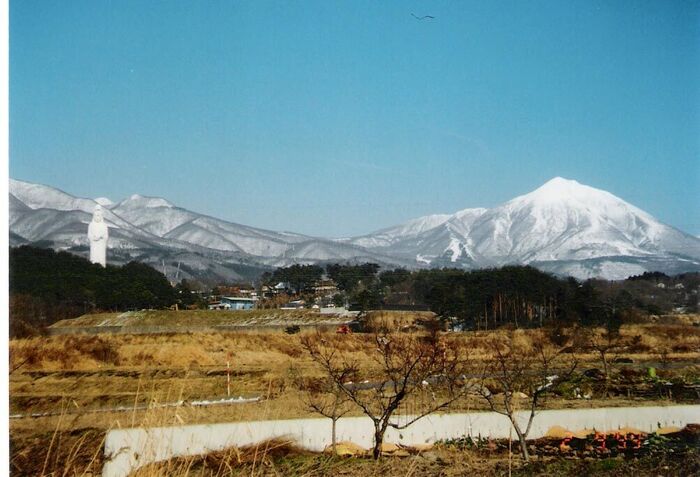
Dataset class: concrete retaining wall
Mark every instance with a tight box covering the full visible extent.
[102,404,700,477]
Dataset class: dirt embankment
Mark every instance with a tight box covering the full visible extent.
[48,309,355,335]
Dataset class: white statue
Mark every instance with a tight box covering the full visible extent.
[88,205,109,267]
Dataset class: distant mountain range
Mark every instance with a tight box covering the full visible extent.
[9,177,700,282]
[8,179,411,283]
[339,177,700,280]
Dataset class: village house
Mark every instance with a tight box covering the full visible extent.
[208,296,257,310]
[280,299,305,310]
[312,279,338,294]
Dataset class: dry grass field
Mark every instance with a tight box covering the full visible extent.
[49,308,353,329]
[8,310,700,476]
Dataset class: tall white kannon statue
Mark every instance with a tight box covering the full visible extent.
[88,205,109,267]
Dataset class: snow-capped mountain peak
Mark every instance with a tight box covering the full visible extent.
[94,197,114,207]
[344,177,700,279]
[9,179,137,230]
[378,213,453,237]
[512,177,648,216]
[529,176,586,197]
[10,178,97,212]
[116,194,174,209]
[459,177,699,269]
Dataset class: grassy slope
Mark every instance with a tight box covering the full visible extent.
[50,309,351,328]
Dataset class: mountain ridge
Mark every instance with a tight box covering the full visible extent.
[9,177,700,281]
[8,178,411,283]
[350,177,700,278]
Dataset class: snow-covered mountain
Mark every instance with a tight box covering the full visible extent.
[8,179,409,283]
[338,213,453,249]
[111,194,305,256]
[8,177,700,281]
[349,177,700,279]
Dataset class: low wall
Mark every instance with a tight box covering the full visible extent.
[102,404,700,477]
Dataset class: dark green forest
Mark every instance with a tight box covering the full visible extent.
[9,246,176,337]
[266,263,700,330]
[9,246,699,338]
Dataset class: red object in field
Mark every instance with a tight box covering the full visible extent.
[613,432,626,449]
[593,431,607,450]
[336,325,352,334]
[559,432,573,452]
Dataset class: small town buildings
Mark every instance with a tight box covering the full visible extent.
[208,296,256,310]
[280,299,305,310]
[313,280,338,294]
[275,282,292,292]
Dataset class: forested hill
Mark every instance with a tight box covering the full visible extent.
[264,263,699,330]
[9,245,175,336]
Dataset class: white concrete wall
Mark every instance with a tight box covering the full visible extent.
[103,405,700,477]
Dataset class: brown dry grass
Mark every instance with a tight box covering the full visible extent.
[9,324,699,421]
[131,438,316,476]
[50,308,346,328]
[12,323,698,372]
[97,440,700,477]
[10,425,105,476]
[9,321,700,475]
[361,311,437,332]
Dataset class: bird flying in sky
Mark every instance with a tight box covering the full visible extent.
[411,13,435,21]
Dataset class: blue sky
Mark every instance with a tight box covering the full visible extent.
[10,0,700,237]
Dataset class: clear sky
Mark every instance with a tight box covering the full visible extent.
[9,0,700,237]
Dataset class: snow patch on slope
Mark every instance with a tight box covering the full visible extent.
[95,197,114,207]
[447,238,462,262]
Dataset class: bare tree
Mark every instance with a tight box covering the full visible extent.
[478,333,577,462]
[582,327,628,398]
[290,367,352,454]
[301,330,471,459]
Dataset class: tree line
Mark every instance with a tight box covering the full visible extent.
[267,262,698,329]
[9,246,178,336]
[10,245,697,337]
